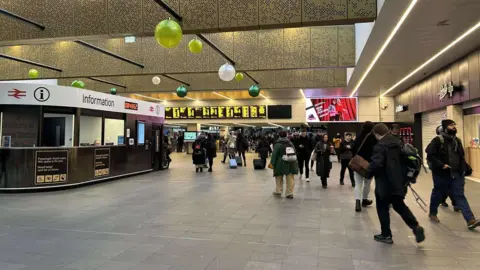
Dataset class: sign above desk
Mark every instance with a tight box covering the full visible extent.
[165,105,266,119]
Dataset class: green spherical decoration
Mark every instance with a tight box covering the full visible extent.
[176,85,187,98]
[248,85,260,97]
[154,19,183,49]
[235,73,244,82]
[188,39,203,54]
[71,80,85,89]
[110,88,117,95]
[28,69,39,79]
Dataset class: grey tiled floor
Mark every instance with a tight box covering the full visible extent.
[1,153,480,270]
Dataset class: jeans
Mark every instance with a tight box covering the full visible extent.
[376,194,419,237]
[298,155,310,178]
[430,174,474,222]
[275,174,295,195]
[354,172,372,200]
[340,159,354,184]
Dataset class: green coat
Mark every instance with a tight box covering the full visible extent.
[270,138,299,177]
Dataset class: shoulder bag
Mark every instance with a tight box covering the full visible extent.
[348,134,371,178]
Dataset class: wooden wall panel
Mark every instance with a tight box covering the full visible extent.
[455,58,470,103]
[468,51,480,100]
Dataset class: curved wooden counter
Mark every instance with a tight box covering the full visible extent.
[468,147,480,178]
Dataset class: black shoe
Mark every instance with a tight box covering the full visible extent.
[221,160,225,164]
[200,168,203,172]
[351,182,355,188]
[355,200,362,212]
[208,168,212,172]
[196,168,199,173]
[413,226,425,243]
[322,185,327,189]
[362,199,373,207]
[340,181,345,185]
[441,202,449,207]
[454,206,461,212]
[374,234,393,244]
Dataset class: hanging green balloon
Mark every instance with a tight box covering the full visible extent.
[110,88,117,95]
[188,38,203,54]
[248,85,260,97]
[71,80,85,89]
[176,85,187,98]
[235,73,244,82]
[154,18,183,48]
[28,69,39,79]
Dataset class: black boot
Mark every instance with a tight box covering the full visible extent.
[355,200,362,212]
[200,168,203,172]
[340,179,344,185]
[196,168,199,173]
[374,234,393,244]
[362,199,373,207]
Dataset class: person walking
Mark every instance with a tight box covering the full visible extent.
[315,134,335,188]
[352,121,377,212]
[192,134,207,173]
[339,133,355,186]
[257,136,271,169]
[236,132,248,166]
[269,131,299,199]
[426,119,480,229]
[310,131,323,171]
[177,133,184,153]
[294,130,313,182]
[205,133,217,172]
[367,123,425,244]
[333,133,342,162]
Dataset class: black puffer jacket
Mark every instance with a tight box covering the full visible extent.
[294,135,313,158]
[338,140,355,160]
[367,134,408,198]
[353,132,377,162]
[426,133,467,177]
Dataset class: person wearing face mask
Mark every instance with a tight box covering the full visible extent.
[426,119,480,229]
[294,130,313,182]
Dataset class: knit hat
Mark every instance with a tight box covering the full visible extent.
[441,119,456,130]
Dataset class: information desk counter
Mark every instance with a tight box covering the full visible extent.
[0,145,152,191]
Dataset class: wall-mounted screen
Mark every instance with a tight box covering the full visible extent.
[268,105,292,119]
[137,121,145,145]
[306,98,357,122]
[184,131,197,142]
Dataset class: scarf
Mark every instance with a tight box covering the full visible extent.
[440,131,458,151]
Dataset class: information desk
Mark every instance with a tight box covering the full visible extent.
[0,145,152,190]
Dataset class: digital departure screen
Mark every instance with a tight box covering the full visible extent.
[165,105,267,120]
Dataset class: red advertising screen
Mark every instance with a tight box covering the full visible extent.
[306,97,357,122]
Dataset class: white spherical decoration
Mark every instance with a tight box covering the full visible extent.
[218,63,236,82]
[152,76,161,85]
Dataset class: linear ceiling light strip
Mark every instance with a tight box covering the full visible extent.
[381,20,480,97]
[88,77,127,88]
[74,40,145,68]
[349,0,418,97]
[0,54,62,72]
[212,91,231,100]
[0,9,45,30]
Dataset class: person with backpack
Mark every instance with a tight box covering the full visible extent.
[352,121,377,212]
[236,132,248,166]
[315,134,335,189]
[192,134,207,173]
[294,130,313,182]
[339,133,355,186]
[269,130,299,199]
[367,123,425,244]
[426,119,480,229]
[256,136,271,169]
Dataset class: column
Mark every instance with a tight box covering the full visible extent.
[446,105,464,143]
[186,123,200,154]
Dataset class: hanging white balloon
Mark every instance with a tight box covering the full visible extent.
[218,63,236,82]
[152,76,161,85]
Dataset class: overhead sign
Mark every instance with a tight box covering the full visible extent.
[165,105,266,120]
[395,105,408,113]
[438,81,455,101]
[0,83,165,120]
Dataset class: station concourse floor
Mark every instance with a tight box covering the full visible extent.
[1,153,480,270]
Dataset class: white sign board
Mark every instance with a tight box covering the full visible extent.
[0,83,164,120]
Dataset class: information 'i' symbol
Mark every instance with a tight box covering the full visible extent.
[34,87,50,102]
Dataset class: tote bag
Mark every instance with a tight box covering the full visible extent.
[348,134,371,178]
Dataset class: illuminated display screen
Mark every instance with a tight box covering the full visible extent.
[165,105,267,120]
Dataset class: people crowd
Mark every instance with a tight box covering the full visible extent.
[185,119,480,245]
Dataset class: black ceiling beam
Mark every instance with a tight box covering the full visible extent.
[243,72,259,85]
[88,77,127,88]
[162,74,190,86]
[153,0,183,21]
[0,9,45,30]
[74,40,145,69]
[196,34,236,66]
[0,54,62,72]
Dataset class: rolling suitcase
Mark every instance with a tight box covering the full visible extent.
[229,159,238,169]
[235,156,243,167]
[253,159,264,170]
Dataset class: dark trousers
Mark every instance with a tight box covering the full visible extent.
[340,159,354,184]
[376,194,419,237]
[298,155,310,178]
[209,157,214,169]
[238,151,246,164]
[321,176,328,187]
[261,158,267,169]
[430,174,474,222]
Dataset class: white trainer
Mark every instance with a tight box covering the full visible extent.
[299,174,302,180]
[306,178,310,183]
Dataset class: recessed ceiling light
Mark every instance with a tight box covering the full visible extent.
[268,122,283,128]
[212,92,231,100]
[235,123,256,127]
[381,19,480,97]
[299,89,306,99]
[349,0,418,97]
[259,93,269,100]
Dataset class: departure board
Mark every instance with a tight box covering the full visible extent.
[165,105,267,119]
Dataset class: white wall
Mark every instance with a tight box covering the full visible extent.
[79,116,102,145]
[358,96,394,122]
[104,119,125,145]
[0,79,58,85]
[44,113,74,146]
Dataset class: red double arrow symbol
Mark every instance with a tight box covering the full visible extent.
[8,89,27,99]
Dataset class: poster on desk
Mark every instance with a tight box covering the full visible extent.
[94,148,110,178]
[35,150,68,185]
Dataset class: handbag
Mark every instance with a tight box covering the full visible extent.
[329,155,338,163]
[348,134,371,177]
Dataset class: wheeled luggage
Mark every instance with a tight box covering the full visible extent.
[229,159,238,169]
[235,156,243,167]
[253,159,264,170]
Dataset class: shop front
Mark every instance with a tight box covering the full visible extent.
[0,83,166,190]
[395,48,480,176]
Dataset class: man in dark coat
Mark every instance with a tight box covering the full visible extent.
[427,119,480,229]
[338,133,355,186]
[294,130,314,182]
[367,123,425,244]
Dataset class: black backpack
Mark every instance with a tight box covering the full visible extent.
[402,143,426,184]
